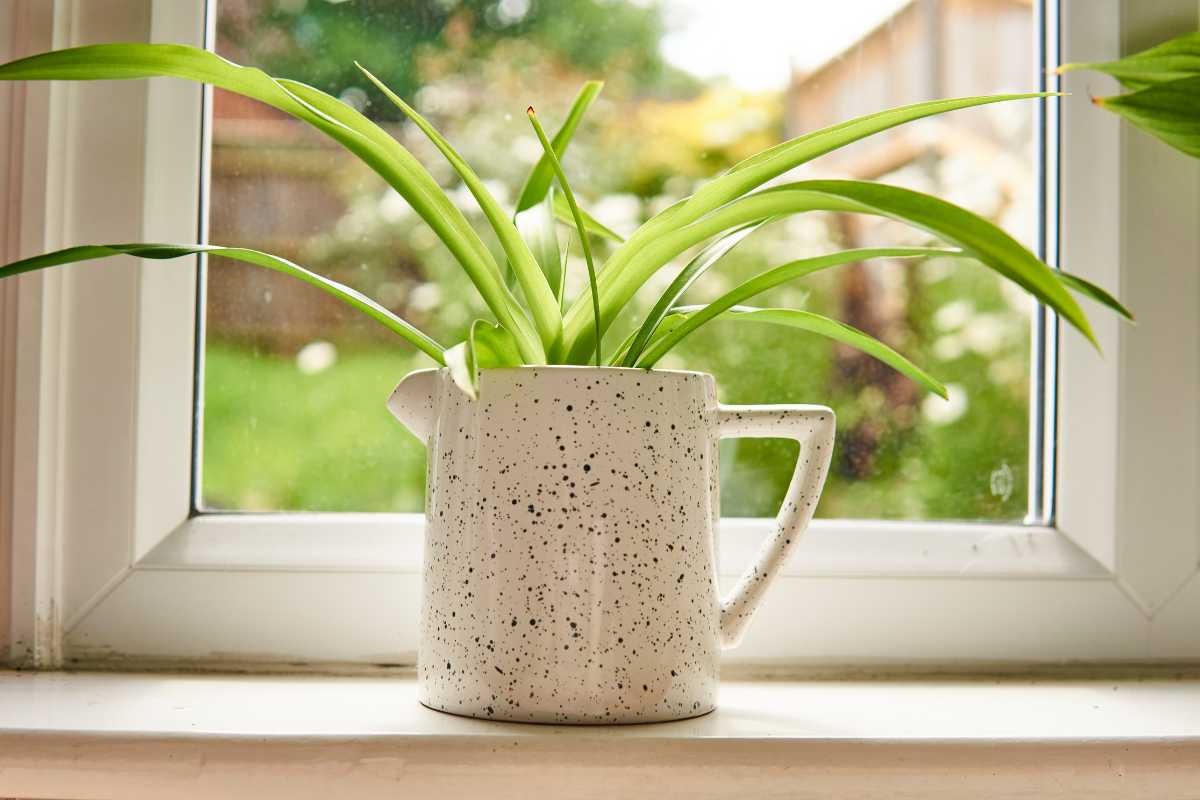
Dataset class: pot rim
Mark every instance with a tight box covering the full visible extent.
[435,364,714,379]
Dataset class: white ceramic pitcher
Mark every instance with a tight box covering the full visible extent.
[389,366,834,723]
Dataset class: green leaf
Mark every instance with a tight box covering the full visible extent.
[1094,75,1200,159]
[608,307,710,368]
[606,329,643,368]
[1058,32,1200,90]
[356,63,562,352]
[641,306,947,399]
[678,94,1053,227]
[562,91,1054,359]
[0,243,446,363]
[515,193,564,306]
[552,193,624,243]
[515,81,603,213]
[528,107,604,366]
[789,181,1098,347]
[635,246,954,367]
[277,79,499,282]
[618,221,766,367]
[1056,271,1134,322]
[569,180,1098,362]
[446,319,523,398]
[444,343,475,399]
[472,319,524,367]
[0,43,543,363]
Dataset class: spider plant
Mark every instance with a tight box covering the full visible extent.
[0,44,1132,399]
[1059,31,1200,159]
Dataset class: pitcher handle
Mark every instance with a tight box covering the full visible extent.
[717,405,835,648]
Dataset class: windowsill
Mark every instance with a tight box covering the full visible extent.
[2,671,1200,798]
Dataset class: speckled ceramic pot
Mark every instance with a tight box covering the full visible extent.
[388,367,834,724]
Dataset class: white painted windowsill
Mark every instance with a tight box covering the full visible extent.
[2,672,1200,798]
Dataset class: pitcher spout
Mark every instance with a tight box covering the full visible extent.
[388,368,441,443]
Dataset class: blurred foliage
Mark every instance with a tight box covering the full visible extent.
[605,86,781,197]
[218,0,693,121]
[203,0,1033,521]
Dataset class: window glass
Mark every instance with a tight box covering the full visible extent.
[202,0,1038,520]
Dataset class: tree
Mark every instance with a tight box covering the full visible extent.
[218,0,673,120]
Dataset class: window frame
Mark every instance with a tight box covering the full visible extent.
[4,0,1198,670]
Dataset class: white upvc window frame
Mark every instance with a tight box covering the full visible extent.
[3,0,1198,671]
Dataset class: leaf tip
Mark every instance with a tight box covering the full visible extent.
[527,105,536,116]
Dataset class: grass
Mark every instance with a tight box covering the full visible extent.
[201,302,1029,521]
[201,341,431,512]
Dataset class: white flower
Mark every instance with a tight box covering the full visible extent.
[591,194,643,237]
[337,86,368,113]
[296,341,337,375]
[408,282,442,313]
[496,0,530,25]
[513,135,543,165]
[963,313,1013,355]
[932,334,966,361]
[933,300,974,332]
[922,384,968,426]
[378,189,413,223]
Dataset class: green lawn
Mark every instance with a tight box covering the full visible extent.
[201,342,432,511]
[202,294,1029,521]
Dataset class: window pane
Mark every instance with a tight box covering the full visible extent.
[201,0,1038,520]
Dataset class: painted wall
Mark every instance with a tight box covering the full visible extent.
[0,0,19,660]
[0,0,54,659]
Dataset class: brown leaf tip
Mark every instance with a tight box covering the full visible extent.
[526,105,536,115]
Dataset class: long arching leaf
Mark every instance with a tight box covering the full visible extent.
[789,181,1097,346]
[0,43,542,362]
[446,319,523,398]
[673,94,1052,231]
[356,63,561,350]
[641,306,947,398]
[619,221,766,367]
[562,92,1054,351]
[608,299,793,367]
[0,46,478,269]
[528,107,604,365]
[277,78,500,284]
[562,179,1102,361]
[1058,32,1200,90]
[0,243,446,362]
[634,247,954,367]
[515,193,564,306]
[553,194,624,243]
[1093,75,1200,160]
[606,328,645,369]
[1056,271,1134,321]
[516,81,603,213]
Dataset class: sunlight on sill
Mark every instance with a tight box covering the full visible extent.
[2,671,1199,798]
